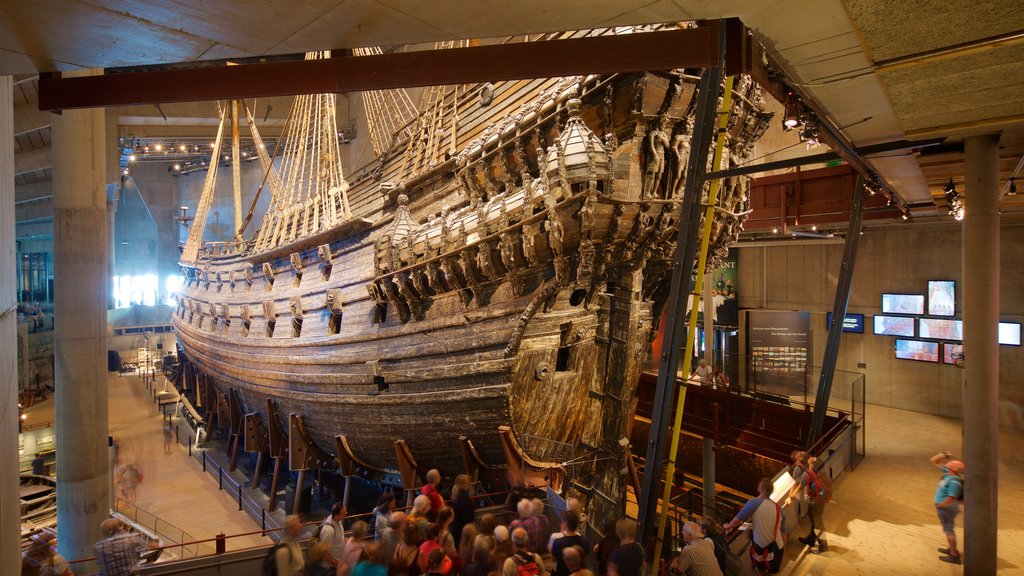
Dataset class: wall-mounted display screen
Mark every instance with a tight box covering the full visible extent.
[827,312,865,333]
[895,339,939,362]
[873,315,915,337]
[943,343,963,365]
[882,294,925,315]
[999,322,1022,346]
[919,318,963,341]
[927,280,956,316]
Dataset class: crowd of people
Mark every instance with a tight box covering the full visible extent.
[32,444,964,576]
[268,469,649,576]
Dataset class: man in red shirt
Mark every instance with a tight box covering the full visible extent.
[422,468,444,521]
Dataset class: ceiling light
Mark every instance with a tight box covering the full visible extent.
[772,227,778,234]
[173,163,181,171]
[811,224,817,231]
[179,144,187,152]
[128,154,137,162]
[154,143,163,151]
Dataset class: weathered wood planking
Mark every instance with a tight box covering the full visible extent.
[176,50,773,525]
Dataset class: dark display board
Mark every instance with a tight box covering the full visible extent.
[747,310,810,395]
[919,318,962,341]
[873,315,915,337]
[927,280,956,316]
[882,294,925,315]
[895,339,939,362]
[827,312,865,333]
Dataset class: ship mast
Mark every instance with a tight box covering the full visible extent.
[231,99,243,241]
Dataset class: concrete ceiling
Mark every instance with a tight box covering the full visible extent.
[8,0,1024,238]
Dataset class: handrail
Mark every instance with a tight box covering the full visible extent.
[69,487,515,566]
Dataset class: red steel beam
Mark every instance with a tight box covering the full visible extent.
[39,22,740,112]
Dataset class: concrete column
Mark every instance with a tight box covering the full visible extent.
[1,74,23,576]
[962,133,999,576]
[53,79,109,567]
[107,199,116,309]
[702,437,716,518]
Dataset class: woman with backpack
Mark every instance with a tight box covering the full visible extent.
[786,451,830,552]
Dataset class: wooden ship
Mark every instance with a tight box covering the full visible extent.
[172,29,772,520]
[20,474,57,551]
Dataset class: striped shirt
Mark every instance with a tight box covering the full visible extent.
[672,538,723,576]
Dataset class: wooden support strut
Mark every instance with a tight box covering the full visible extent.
[36,23,755,111]
[266,398,287,512]
[497,426,565,493]
[394,439,420,509]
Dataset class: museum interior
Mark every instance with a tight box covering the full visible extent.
[1,2,1022,575]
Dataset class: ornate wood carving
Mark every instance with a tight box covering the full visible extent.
[318,244,333,280]
[262,262,275,288]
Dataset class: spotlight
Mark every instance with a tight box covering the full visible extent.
[811,224,817,231]
[944,178,964,221]
[782,92,802,130]
[772,227,778,234]
[128,154,137,162]
[179,144,187,152]
[173,163,181,171]
[901,211,909,221]
[154,143,163,151]
[122,168,129,176]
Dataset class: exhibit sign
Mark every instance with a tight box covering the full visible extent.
[882,293,925,315]
[999,322,1022,346]
[747,310,810,396]
[826,312,864,333]
[895,339,939,362]
[927,280,956,316]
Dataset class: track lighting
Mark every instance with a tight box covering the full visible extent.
[944,179,964,221]
[781,91,803,131]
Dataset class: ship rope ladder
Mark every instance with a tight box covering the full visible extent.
[181,104,229,264]
[251,51,354,253]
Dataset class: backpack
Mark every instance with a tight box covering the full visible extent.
[803,466,832,505]
[261,543,287,576]
[513,552,541,576]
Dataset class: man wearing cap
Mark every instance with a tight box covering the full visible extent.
[669,521,723,576]
[930,451,965,565]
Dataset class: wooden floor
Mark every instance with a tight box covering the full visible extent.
[782,403,1024,575]
[24,372,269,554]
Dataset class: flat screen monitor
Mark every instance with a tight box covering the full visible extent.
[919,318,963,341]
[895,339,939,362]
[882,293,925,315]
[999,322,1022,346]
[927,280,956,316]
[943,343,963,365]
[873,315,915,337]
[827,312,865,333]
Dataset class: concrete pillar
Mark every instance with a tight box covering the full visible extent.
[52,78,110,567]
[702,437,716,518]
[107,199,116,309]
[1,74,23,576]
[962,133,999,575]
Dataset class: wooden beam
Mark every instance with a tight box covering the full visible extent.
[39,24,729,111]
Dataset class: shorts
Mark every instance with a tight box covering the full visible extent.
[936,505,959,533]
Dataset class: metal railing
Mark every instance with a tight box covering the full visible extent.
[114,498,202,559]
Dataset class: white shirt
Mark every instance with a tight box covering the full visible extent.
[693,365,713,384]
[320,517,346,563]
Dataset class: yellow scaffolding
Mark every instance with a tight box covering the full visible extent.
[650,75,735,569]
